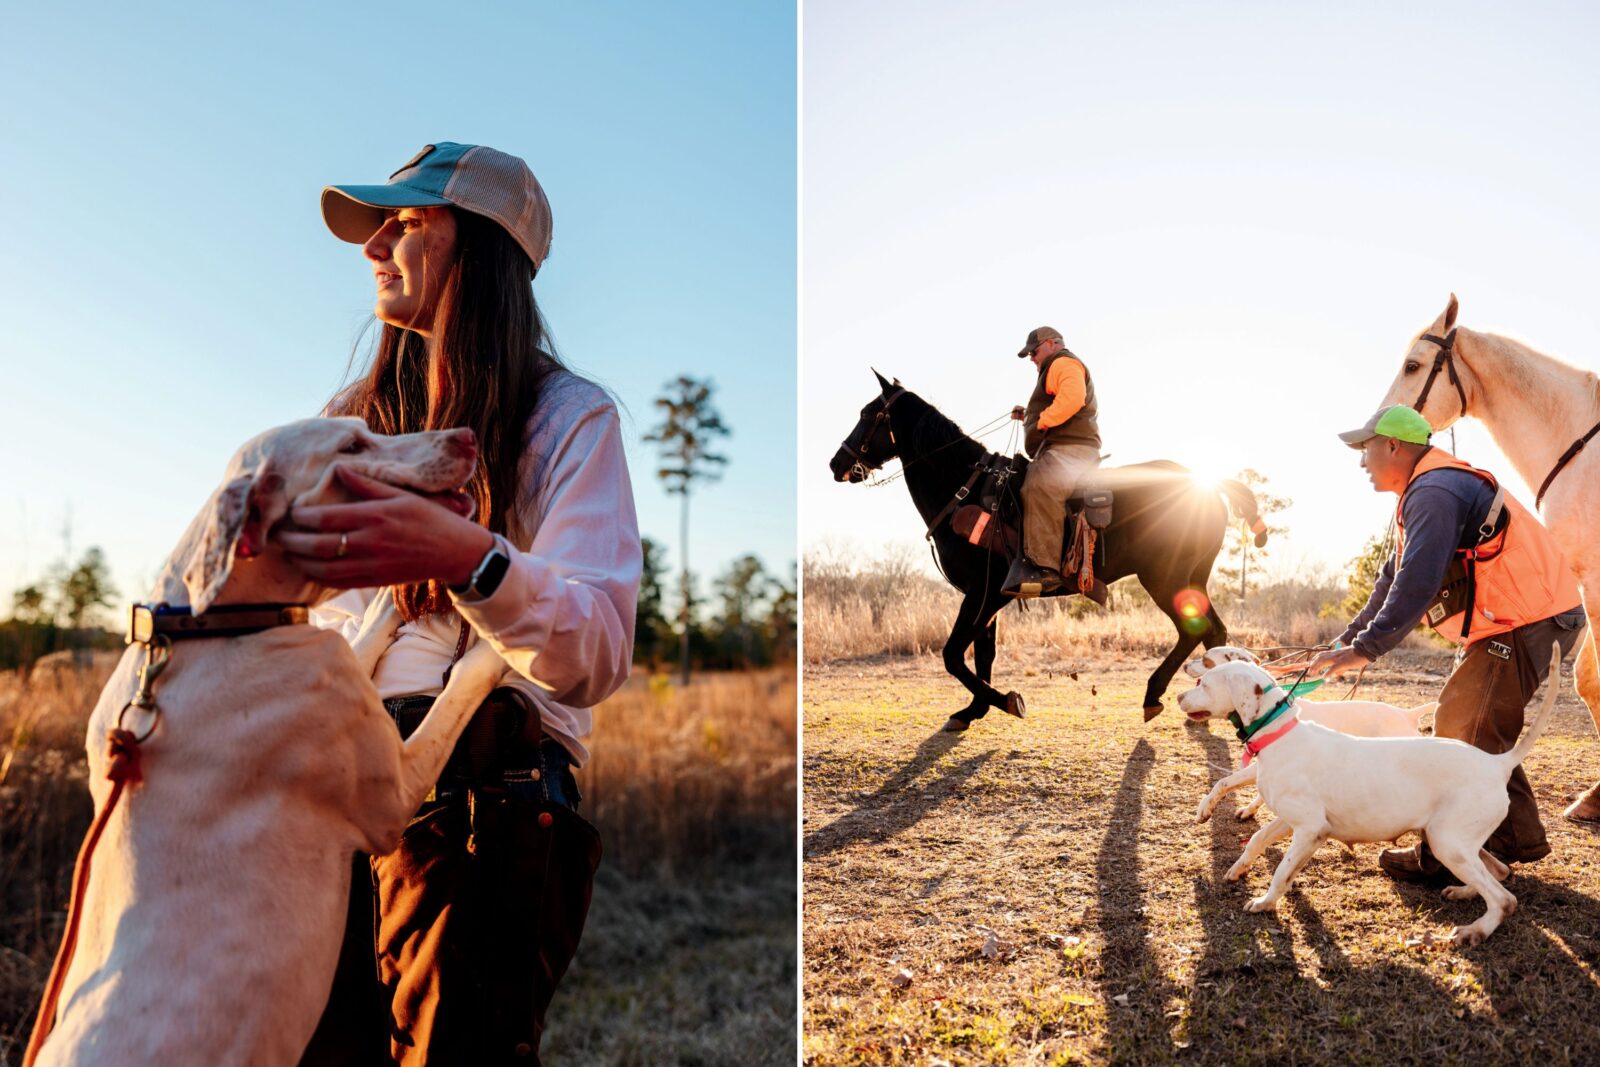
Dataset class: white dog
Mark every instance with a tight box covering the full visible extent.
[32,417,507,1067]
[1184,646,1437,820]
[1177,649,1560,946]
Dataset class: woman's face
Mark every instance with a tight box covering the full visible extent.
[363,206,458,336]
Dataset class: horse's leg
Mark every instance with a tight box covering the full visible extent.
[944,589,1013,731]
[1138,574,1208,721]
[1564,617,1600,821]
[973,610,1023,720]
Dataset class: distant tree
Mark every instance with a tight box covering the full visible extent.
[766,563,797,663]
[644,376,730,684]
[1214,470,1291,601]
[12,585,48,625]
[59,547,118,630]
[712,554,772,668]
[1340,530,1394,619]
[635,537,672,667]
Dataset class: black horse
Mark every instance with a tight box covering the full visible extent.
[828,373,1267,729]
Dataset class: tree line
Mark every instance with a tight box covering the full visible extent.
[2,547,122,673]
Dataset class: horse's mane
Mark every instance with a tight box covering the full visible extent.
[906,394,985,463]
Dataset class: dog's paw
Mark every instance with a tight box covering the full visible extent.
[1243,895,1277,913]
[1450,925,1487,948]
[1442,885,1478,902]
[1224,861,1248,881]
[1195,801,1212,825]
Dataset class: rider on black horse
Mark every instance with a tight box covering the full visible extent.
[1003,326,1103,598]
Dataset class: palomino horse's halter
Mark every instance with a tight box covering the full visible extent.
[837,386,907,480]
[1412,329,1468,423]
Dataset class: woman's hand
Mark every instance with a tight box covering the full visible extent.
[277,467,495,589]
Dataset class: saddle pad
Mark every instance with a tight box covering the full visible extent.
[952,504,1019,558]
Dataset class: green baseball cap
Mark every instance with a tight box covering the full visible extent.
[1338,405,1433,449]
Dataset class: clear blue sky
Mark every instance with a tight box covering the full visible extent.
[1,1,796,620]
[803,2,1600,585]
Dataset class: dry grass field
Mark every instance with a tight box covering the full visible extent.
[0,654,797,1066]
[804,643,1600,1065]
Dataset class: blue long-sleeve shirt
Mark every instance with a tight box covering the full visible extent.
[1339,466,1498,660]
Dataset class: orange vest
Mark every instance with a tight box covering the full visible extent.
[1396,450,1580,645]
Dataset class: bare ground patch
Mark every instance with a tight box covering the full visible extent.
[803,649,1600,1065]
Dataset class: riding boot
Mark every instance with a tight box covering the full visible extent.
[1002,556,1061,599]
[1080,577,1109,607]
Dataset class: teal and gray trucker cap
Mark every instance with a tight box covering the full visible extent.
[321,142,552,275]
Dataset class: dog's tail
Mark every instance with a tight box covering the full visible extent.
[1407,701,1438,731]
[1498,643,1563,775]
[1218,479,1269,548]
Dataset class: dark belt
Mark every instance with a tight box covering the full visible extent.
[383,690,580,809]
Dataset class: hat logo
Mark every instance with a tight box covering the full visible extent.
[389,145,436,180]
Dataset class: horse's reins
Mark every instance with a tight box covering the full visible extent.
[1412,327,1600,509]
[23,602,308,1067]
[841,399,1015,490]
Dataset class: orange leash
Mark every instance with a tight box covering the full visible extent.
[23,726,147,1066]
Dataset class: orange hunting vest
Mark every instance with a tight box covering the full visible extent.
[1396,450,1580,645]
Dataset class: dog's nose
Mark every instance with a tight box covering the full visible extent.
[448,428,477,457]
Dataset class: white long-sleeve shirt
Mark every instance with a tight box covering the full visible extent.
[315,371,641,765]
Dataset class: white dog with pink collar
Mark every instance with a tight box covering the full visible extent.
[1177,649,1560,946]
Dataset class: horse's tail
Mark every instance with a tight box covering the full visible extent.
[1218,479,1269,548]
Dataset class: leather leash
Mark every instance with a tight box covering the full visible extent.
[23,603,307,1065]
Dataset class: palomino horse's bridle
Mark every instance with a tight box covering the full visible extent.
[1412,327,1600,508]
[1412,329,1468,422]
[837,386,906,479]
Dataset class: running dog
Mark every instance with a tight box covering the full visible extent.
[1177,649,1561,946]
[31,417,507,1067]
[1184,646,1436,820]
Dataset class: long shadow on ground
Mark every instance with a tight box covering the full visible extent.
[803,731,994,859]
[1093,738,1182,1062]
[1179,722,1600,1062]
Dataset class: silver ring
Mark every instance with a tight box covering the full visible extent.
[336,532,349,559]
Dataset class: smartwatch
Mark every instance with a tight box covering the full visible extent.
[450,542,512,599]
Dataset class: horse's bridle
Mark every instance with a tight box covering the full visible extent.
[838,386,906,478]
[1413,329,1468,422]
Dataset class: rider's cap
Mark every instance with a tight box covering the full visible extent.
[1017,326,1063,358]
[321,142,552,276]
[1338,405,1433,449]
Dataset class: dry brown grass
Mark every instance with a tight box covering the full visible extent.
[803,644,1600,1065]
[0,655,796,1065]
[803,572,1355,665]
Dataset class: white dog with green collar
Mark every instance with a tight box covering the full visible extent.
[1177,647,1561,946]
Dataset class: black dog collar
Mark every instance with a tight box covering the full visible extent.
[126,602,310,644]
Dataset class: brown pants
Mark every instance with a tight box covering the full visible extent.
[299,700,602,1066]
[1021,442,1101,571]
[1425,614,1584,865]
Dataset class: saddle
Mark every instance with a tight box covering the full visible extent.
[934,455,1114,598]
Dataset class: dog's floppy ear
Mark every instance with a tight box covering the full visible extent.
[182,468,288,612]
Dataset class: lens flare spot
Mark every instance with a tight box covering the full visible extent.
[1173,590,1212,635]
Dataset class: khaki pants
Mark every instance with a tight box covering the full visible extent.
[1425,614,1584,865]
[1021,442,1101,571]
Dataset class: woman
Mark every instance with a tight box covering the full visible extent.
[280,142,641,1066]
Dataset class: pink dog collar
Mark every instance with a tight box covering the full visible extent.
[1241,716,1299,768]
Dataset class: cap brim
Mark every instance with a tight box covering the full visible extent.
[1016,347,1031,358]
[321,184,454,244]
[1337,427,1377,449]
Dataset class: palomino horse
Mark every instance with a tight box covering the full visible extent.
[1376,294,1600,821]
[828,373,1268,729]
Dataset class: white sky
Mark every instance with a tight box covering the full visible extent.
[801,2,1600,582]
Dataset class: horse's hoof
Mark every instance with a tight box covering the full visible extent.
[1564,784,1600,823]
[1005,692,1025,719]
[942,717,970,733]
[1143,704,1163,723]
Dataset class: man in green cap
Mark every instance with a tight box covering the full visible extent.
[1309,404,1585,883]
[1003,326,1102,598]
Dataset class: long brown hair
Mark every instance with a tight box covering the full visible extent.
[333,207,562,621]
